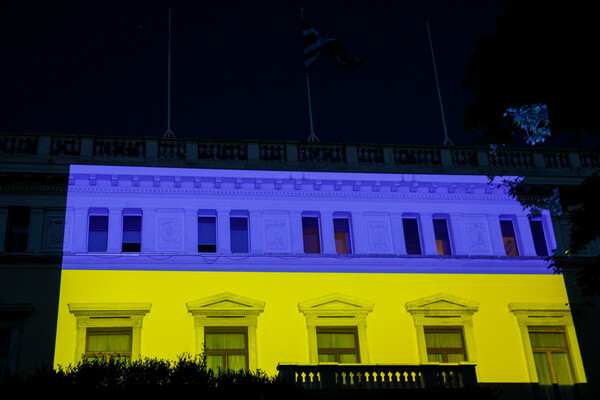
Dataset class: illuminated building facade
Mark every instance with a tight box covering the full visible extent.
[1,132,598,399]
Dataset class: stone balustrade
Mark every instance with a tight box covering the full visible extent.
[1,132,597,180]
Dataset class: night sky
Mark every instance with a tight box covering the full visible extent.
[1,1,506,146]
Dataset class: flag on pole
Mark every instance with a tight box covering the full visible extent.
[303,21,363,72]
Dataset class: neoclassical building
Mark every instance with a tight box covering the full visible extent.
[1,132,598,399]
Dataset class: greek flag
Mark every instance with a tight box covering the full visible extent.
[303,21,363,72]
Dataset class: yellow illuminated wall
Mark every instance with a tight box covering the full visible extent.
[54,269,579,383]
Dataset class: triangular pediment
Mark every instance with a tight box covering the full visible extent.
[187,292,265,314]
[298,293,374,314]
[405,293,479,314]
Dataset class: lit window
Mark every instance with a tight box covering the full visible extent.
[122,210,142,252]
[403,218,422,255]
[6,207,30,252]
[230,216,249,253]
[529,219,549,257]
[424,327,466,362]
[88,210,108,252]
[302,215,321,254]
[198,214,216,253]
[85,328,132,362]
[333,217,352,255]
[317,327,360,363]
[528,328,574,387]
[433,218,452,255]
[500,220,519,256]
[205,327,248,371]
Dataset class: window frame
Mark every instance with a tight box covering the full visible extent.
[87,208,109,253]
[68,303,151,363]
[402,216,422,255]
[528,217,550,257]
[316,326,361,363]
[499,217,520,256]
[432,216,452,256]
[122,209,142,253]
[6,206,30,252]
[423,326,467,363]
[85,327,133,362]
[302,212,322,254]
[204,326,249,371]
[197,211,217,253]
[508,303,586,385]
[230,212,249,254]
[333,213,353,255]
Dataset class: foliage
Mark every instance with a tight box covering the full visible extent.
[0,353,297,400]
[504,103,550,145]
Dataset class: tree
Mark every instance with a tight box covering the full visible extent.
[463,0,600,296]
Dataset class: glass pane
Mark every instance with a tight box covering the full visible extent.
[122,230,141,243]
[533,352,553,385]
[339,353,357,363]
[335,231,348,254]
[89,215,108,231]
[552,352,574,385]
[446,352,466,363]
[302,217,321,253]
[88,230,108,252]
[230,217,249,253]
[207,354,223,371]
[427,352,444,362]
[500,220,519,256]
[425,331,463,348]
[123,215,141,231]
[403,218,422,255]
[530,220,549,257]
[433,219,451,255]
[205,333,246,350]
[317,332,356,348]
[318,353,336,362]
[198,217,216,249]
[227,354,247,371]
[87,332,131,352]
[529,332,567,348]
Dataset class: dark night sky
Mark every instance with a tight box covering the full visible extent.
[1,0,506,146]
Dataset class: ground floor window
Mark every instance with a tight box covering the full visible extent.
[424,327,467,363]
[85,328,132,362]
[316,327,360,363]
[204,327,248,371]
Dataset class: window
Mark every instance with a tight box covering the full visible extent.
[122,210,142,252]
[424,327,466,362]
[333,217,352,255]
[403,217,422,255]
[187,293,265,371]
[230,215,249,253]
[406,293,479,364]
[205,327,248,371]
[317,327,360,363]
[85,328,132,362]
[529,219,549,257]
[0,328,9,374]
[6,207,30,252]
[68,303,151,363]
[88,209,108,252]
[302,215,321,254]
[299,293,374,364]
[528,328,574,387]
[433,218,452,255]
[500,219,519,256]
[198,214,216,252]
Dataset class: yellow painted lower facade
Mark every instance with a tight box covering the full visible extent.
[54,269,585,385]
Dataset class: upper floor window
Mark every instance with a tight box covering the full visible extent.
[317,326,360,363]
[424,327,466,362]
[88,209,108,252]
[302,214,321,254]
[230,213,249,254]
[403,217,422,255]
[333,215,352,255]
[198,212,217,253]
[500,219,519,256]
[122,209,142,252]
[529,219,549,257]
[86,328,132,362]
[433,218,452,255]
[6,206,29,252]
[528,327,574,387]
[205,327,248,371]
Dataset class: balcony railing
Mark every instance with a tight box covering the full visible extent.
[276,363,478,391]
[1,132,598,180]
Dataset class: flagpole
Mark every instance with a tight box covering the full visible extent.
[305,73,319,142]
[427,21,453,146]
[163,8,175,138]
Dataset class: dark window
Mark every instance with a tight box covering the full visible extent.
[6,207,30,252]
[334,218,352,254]
[403,218,422,255]
[0,329,10,375]
[205,327,248,371]
[230,217,249,253]
[500,220,519,256]
[302,216,321,254]
[316,327,360,363]
[530,220,549,257]
[198,216,217,252]
[88,215,108,252]
[433,219,452,255]
[122,214,141,252]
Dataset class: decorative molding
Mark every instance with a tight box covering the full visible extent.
[186,292,266,317]
[68,303,152,317]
